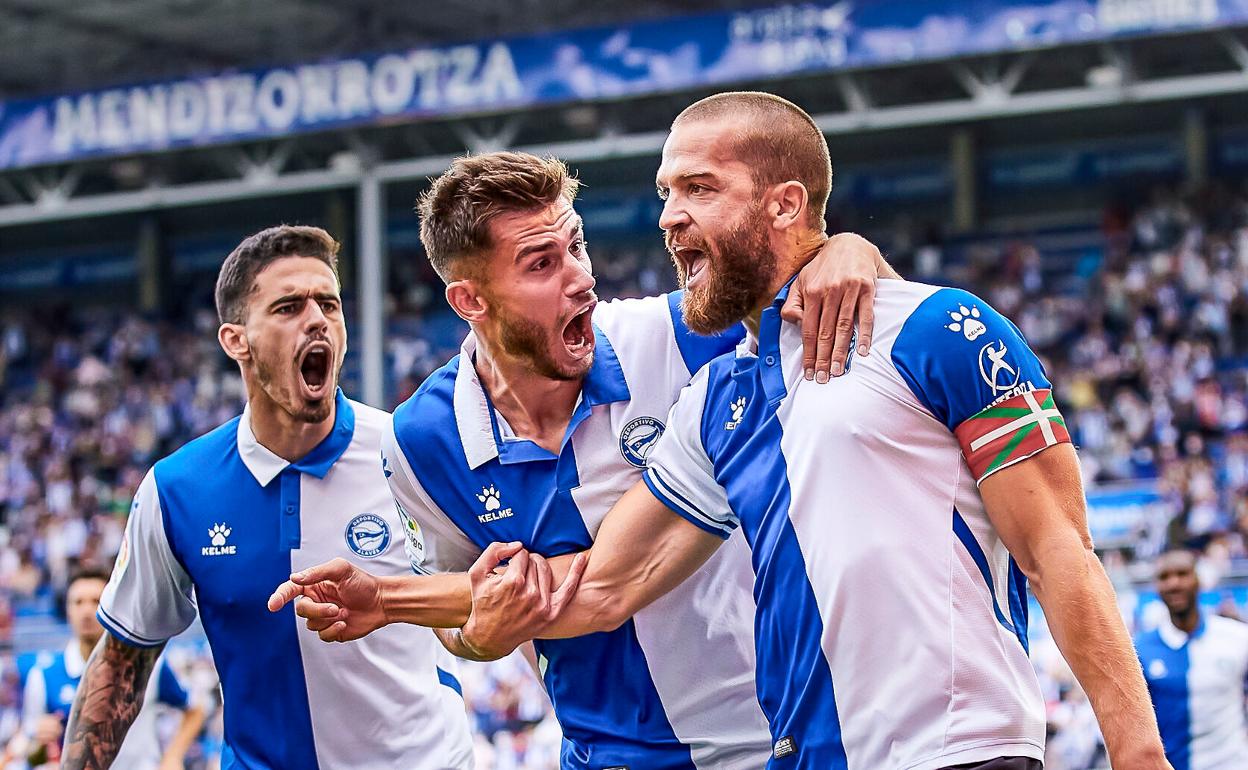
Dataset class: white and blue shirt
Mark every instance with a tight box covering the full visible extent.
[23,644,191,770]
[1136,612,1248,770]
[98,390,473,770]
[382,292,773,770]
[645,280,1060,770]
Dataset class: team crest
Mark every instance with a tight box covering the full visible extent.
[619,416,665,468]
[345,513,391,558]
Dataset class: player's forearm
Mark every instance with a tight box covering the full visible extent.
[62,635,163,770]
[1028,538,1167,765]
[378,572,472,629]
[159,705,206,767]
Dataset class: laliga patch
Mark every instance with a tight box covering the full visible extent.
[345,513,392,558]
[955,388,1070,483]
[773,735,798,759]
[618,416,664,468]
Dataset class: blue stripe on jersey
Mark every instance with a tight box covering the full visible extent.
[156,658,190,709]
[1136,627,1194,770]
[394,356,697,770]
[1005,557,1030,654]
[436,667,462,697]
[154,405,359,770]
[666,290,746,374]
[38,654,77,722]
[952,508,1017,637]
[698,306,848,770]
[98,607,166,647]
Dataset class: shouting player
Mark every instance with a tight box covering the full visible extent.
[63,227,475,769]
[456,93,1171,769]
[270,151,897,768]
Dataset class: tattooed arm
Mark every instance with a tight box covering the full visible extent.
[62,634,164,770]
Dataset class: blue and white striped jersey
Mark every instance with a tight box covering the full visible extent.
[383,292,772,770]
[645,280,1059,770]
[98,390,473,770]
[1137,612,1248,770]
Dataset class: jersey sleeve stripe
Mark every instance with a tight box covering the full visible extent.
[954,388,1071,483]
[643,468,734,539]
[96,609,166,648]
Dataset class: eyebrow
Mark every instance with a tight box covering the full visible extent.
[513,217,585,263]
[268,291,340,310]
[656,170,718,190]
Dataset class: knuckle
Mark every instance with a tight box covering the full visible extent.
[835,318,854,332]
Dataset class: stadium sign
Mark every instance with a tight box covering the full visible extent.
[2,0,1247,170]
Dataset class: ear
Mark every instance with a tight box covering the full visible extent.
[445,280,490,324]
[765,181,809,232]
[218,323,251,363]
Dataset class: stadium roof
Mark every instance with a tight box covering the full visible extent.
[0,0,780,100]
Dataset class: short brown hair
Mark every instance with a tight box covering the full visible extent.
[215,225,340,324]
[417,152,581,282]
[674,91,832,230]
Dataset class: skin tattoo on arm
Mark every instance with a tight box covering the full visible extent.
[62,635,164,770]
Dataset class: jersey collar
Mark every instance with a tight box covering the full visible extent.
[237,388,356,486]
[63,640,87,678]
[1157,611,1207,649]
[453,324,630,470]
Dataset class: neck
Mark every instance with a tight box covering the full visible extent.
[78,637,97,662]
[742,231,829,338]
[474,335,583,453]
[247,386,336,463]
[1170,605,1201,634]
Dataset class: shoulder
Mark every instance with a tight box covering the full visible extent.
[153,416,243,489]
[1206,614,1248,642]
[392,356,460,444]
[344,399,391,446]
[590,293,671,335]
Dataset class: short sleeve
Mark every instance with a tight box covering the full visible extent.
[155,658,190,709]
[890,287,1071,484]
[381,417,482,575]
[97,470,197,647]
[592,292,744,379]
[642,368,737,538]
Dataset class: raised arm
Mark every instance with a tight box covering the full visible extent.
[982,444,1169,769]
[62,636,163,770]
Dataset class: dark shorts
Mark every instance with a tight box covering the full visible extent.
[941,758,1042,770]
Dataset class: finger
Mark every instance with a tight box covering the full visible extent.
[267,581,304,612]
[319,620,349,643]
[470,541,524,581]
[779,281,803,324]
[820,286,859,381]
[855,279,876,358]
[293,598,342,621]
[799,287,826,381]
[305,615,338,633]
[503,548,531,586]
[548,552,588,618]
[290,557,351,586]
[531,554,553,605]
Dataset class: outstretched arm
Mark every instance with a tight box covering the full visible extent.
[62,635,163,770]
[981,444,1170,770]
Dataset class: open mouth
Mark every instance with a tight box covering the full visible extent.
[561,303,596,358]
[674,246,710,290]
[298,342,333,397]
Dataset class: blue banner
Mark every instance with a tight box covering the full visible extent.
[1085,480,1170,547]
[3,0,1245,171]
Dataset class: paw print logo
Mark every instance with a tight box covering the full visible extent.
[208,523,231,546]
[477,485,502,512]
[726,396,748,430]
[946,304,986,341]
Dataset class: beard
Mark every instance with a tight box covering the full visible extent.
[670,204,777,335]
[494,304,592,382]
[252,337,337,424]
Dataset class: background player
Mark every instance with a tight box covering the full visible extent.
[14,568,204,770]
[62,226,475,770]
[442,92,1172,770]
[269,151,896,768]
[1136,549,1248,769]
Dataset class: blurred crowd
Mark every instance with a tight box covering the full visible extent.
[0,183,1245,768]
